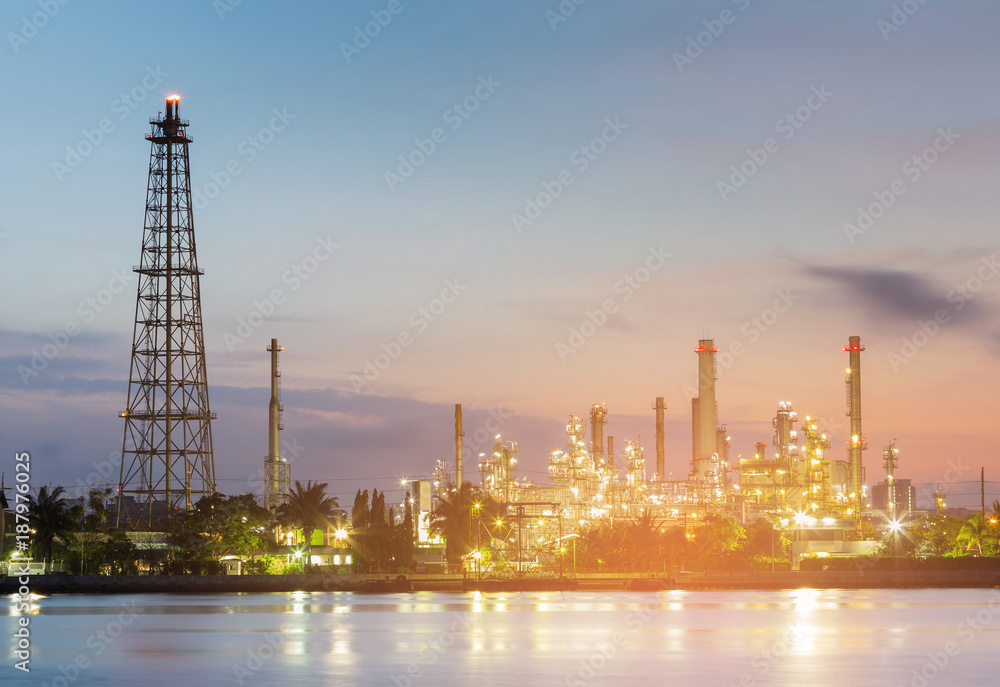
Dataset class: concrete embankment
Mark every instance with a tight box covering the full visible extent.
[3,570,998,595]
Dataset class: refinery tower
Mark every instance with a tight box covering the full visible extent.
[264,338,291,511]
[118,96,216,527]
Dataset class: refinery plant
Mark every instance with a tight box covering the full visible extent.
[417,335,898,571]
[111,96,907,572]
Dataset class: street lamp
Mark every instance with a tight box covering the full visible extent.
[888,519,904,557]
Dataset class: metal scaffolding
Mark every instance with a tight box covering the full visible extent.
[117,96,216,528]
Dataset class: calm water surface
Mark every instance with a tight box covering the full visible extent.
[4,588,1000,686]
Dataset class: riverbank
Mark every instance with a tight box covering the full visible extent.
[4,569,1000,594]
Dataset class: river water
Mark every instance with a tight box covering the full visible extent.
[4,589,1000,686]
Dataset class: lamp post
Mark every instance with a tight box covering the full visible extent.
[472,503,481,581]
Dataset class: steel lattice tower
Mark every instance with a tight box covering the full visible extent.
[117,96,216,528]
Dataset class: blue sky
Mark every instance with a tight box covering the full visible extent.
[1,0,998,508]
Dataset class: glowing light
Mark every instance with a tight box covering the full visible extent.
[334,528,348,540]
[888,519,904,533]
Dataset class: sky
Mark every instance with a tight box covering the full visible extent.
[1,0,998,510]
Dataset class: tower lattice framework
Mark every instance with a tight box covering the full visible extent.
[118,96,216,528]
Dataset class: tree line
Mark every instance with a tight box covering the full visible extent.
[1,480,420,575]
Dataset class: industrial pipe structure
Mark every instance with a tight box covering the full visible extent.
[263,338,290,511]
[692,339,719,480]
[844,336,866,518]
[590,403,607,470]
[883,440,898,521]
[654,397,665,480]
[118,96,216,527]
[455,404,464,487]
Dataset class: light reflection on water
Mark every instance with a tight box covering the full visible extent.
[3,589,999,686]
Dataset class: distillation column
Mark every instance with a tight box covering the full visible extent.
[455,404,464,487]
[654,397,665,480]
[590,403,607,470]
[883,440,898,521]
[844,336,866,518]
[264,338,290,511]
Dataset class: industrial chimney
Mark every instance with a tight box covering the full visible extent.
[263,338,290,511]
[844,336,866,517]
[590,403,607,470]
[455,403,464,487]
[692,339,719,479]
[654,397,665,480]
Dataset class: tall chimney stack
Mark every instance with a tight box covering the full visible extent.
[455,404,463,487]
[590,403,607,470]
[692,339,719,479]
[264,338,289,511]
[654,397,665,480]
[844,336,866,517]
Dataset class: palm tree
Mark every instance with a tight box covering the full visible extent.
[627,511,662,570]
[957,514,987,555]
[28,484,79,565]
[276,481,341,568]
[989,500,1000,527]
[430,482,476,564]
[429,482,502,565]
